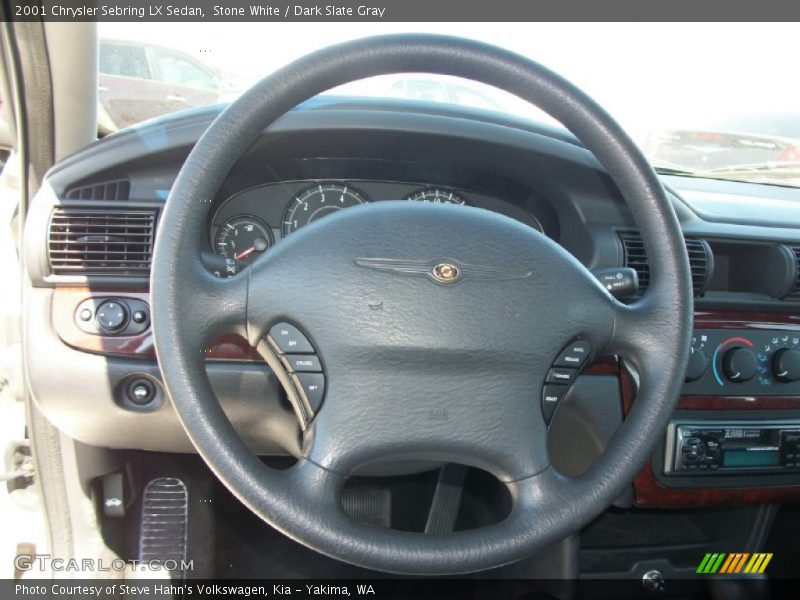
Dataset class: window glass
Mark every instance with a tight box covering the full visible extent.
[451,85,501,111]
[150,48,215,90]
[99,43,150,79]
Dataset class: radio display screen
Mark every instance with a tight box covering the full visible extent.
[723,449,779,467]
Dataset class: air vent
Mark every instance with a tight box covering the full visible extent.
[787,245,800,301]
[65,180,130,201]
[619,231,712,296]
[48,208,156,275]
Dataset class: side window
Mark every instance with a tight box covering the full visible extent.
[149,48,215,91]
[99,43,150,79]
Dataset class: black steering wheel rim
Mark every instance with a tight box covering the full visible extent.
[151,34,693,575]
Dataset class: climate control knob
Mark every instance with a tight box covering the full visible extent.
[721,347,758,383]
[685,347,707,382]
[772,348,800,383]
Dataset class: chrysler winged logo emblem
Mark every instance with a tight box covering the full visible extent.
[354,257,532,284]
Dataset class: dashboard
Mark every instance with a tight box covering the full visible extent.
[21,96,800,509]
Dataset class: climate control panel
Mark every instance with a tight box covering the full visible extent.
[682,329,800,396]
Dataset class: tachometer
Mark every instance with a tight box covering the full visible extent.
[214,216,273,265]
[282,182,368,236]
[405,188,470,205]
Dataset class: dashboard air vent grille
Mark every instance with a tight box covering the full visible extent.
[619,231,712,296]
[66,180,130,201]
[48,208,156,275]
[788,245,800,301]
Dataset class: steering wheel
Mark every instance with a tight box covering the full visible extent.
[151,34,692,575]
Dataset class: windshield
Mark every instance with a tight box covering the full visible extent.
[97,22,800,188]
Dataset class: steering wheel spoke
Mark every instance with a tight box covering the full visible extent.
[165,263,249,354]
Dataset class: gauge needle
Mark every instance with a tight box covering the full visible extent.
[234,237,269,261]
[234,247,255,261]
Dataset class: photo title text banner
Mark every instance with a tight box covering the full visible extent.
[6,0,800,22]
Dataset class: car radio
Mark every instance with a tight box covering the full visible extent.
[664,420,800,475]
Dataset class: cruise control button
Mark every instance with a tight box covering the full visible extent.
[284,354,322,373]
[546,367,577,385]
[293,373,325,412]
[268,322,315,354]
[553,341,591,368]
[541,385,566,423]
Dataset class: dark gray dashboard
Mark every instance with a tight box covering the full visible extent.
[22,96,800,454]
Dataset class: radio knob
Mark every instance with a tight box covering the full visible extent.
[722,347,758,383]
[685,346,707,382]
[772,348,800,383]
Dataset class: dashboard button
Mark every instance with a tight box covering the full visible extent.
[127,378,155,406]
[284,354,322,373]
[553,341,591,368]
[96,300,128,332]
[546,367,577,385]
[541,385,566,423]
[293,373,325,412]
[79,308,93,322]
[268,322,315,354]
[131,310,148,324]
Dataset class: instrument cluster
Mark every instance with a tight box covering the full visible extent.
[210,179,544,267]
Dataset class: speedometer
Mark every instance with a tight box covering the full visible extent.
[282,182,369,236]
[405,188,470,205]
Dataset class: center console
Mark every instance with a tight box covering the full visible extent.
[630,311,800,507]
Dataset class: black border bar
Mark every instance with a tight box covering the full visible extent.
[3,0,800,22]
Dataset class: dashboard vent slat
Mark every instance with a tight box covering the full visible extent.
[619,231,712,297]
[788,245,800,301]
[48,208,156,276]
[65,180,130,201]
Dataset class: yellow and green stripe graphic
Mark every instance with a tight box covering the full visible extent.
[696,552,773,574]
